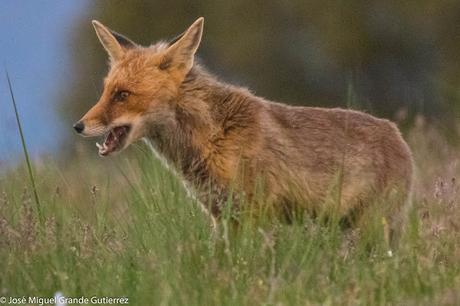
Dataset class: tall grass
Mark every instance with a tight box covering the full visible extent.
[0,87,458,304]
[4,70,42,223]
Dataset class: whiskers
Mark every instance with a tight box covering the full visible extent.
[83,124,107,137]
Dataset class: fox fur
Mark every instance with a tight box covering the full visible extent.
[76,18,413,237]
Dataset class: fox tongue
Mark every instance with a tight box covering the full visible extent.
[105,131,118,150]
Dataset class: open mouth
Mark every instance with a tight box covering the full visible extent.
[96,125,131,156]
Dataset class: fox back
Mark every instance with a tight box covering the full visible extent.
[74,18,413,239]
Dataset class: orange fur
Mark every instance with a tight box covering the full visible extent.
[76,18,414,237]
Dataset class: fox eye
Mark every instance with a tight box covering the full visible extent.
[113,90,130,102]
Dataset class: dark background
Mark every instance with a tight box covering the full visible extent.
[2,1,460,165]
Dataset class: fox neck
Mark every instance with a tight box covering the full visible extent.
[143,65,232,187]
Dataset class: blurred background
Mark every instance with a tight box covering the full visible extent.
[1,0,460,168]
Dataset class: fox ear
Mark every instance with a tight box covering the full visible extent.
[92,20,136,62]
[161,17,204,74]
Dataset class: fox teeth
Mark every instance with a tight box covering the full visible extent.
[96,142,103,149]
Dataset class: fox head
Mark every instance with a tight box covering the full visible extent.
[73,17,204,156]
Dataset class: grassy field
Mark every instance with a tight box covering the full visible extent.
[0,121,459,306]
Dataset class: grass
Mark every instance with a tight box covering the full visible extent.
[5,70,42,222]
[0,84,459,305]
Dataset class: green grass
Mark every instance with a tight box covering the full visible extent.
[5,69,42,223]
[1,78,459,305]
[0,140,459,305]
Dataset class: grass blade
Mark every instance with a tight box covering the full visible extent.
[5,69,43,222]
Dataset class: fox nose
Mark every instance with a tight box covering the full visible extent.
[73,121,85,134]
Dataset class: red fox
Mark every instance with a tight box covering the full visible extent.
[74,18,413,239]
